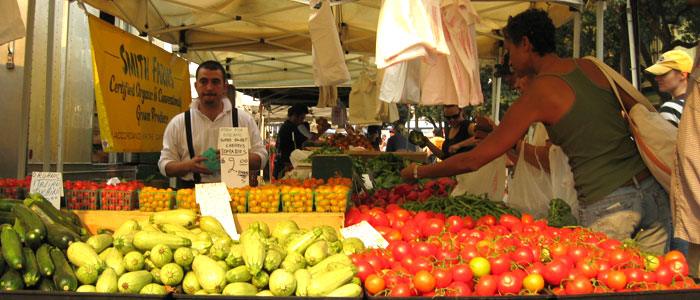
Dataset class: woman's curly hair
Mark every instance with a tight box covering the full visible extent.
[503,9,556,56]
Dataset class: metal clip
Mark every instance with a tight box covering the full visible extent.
[6,41,15,69]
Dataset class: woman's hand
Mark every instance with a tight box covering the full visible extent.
[448,144,461,154]
[401,162,418,185]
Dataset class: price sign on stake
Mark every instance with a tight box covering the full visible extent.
[195,182,239,240]
[29,172,63,209]
[219,127,250,188]
[340,220,389,249]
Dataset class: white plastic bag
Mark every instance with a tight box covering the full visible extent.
[451,154,507,202]
[349,72,383,125]
[506,140,553,220]
[549,145,579,215]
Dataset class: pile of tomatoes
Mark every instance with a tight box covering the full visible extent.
[0,176,32,199]
[64,180,102,210]
[271,178,326,189]
[349,205,698,297]
[325,133,375,150]
[176,188,199,213]
[99,181,143,210]
[138,186,175,212]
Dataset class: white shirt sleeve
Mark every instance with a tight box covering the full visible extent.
[296,124,313,139]
[158,112,186,178]
[237,109,269,169]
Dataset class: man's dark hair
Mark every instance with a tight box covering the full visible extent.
[288,104,309,117]
[503,9,556,56]
[195,60,227,81]
[367,125,381,135]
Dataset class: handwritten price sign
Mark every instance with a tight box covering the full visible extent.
[29,172,64,208]
[218,127,250,188]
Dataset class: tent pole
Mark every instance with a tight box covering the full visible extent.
[573,10,581,58]
[596,0,605,60]
[626,0,638,89]
[57,0,72,174]
[44,0,59,172]
[18,0,37,178]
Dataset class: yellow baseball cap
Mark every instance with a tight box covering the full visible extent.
[645,50,693,75]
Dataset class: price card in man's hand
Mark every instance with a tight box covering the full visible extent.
[195,182,239,239]
[30,172,63,209]
[339,220,389,249]
[219,127,250,189]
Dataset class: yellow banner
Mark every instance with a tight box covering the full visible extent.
[88,15,191,152]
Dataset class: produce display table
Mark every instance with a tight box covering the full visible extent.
[348,151,427,163]
[72,210,345,234]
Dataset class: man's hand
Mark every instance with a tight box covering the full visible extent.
[400,162,418,185]
[189,156,214,174]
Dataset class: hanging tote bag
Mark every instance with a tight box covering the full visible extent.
[507,139,554,220]
[585,56,677,192]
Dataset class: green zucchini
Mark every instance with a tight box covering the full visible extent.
[44,221,79,250]
[36,244,54,277]
[1,226,23,269]
[0,199,23,212]
[0,211,15,224]
[97,228,114,235]
[37,276,56,291]
[60,209,81,226]
[0,269,24,290]
[51,247,77,291]
[12,218,26,243]
[21,247,40,287]
[29,201,82,235]
[0,247,5,275]
[12,204,46,249]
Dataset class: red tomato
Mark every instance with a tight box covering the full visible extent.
[526,262,546,276]
[367,208,390,227]
[476,215,497,227]
[354,259,376,281]
[435,249,458,264]
[488,255,512,276]
[445,216,464,233]
[413,270,436,293]
[565,275,594,295]
[390,241,411,261]
[497,272,522,295]
[446,281,471,296]
[384,229,403,243]
[567,246,589,263]
[608,249,630,268]
[623,268,644,284]
[364,274,385,295]
[433,268,453,288]
[666,259,689,277]
[498,214,521,231]
[575,259,600,279]
[521,213,534,224]
[411,241,436,258]
[460,245,479,262]
[421,218,445,237]
[549,243,569,259]
[606,270,627,290]
[543,260,569,285]
[664,250,686,264]
[395,209,410,221]
[451,264,473,283]
[410,256,433,274]
[462,216,475,229]
[474,274,498,296]
[400,226,420,242]
[512,247,535,267]
[389,283,412,297]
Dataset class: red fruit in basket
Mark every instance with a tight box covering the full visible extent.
[606,270,627,290]
[445,216,463,233]
[355,259,376,281]
[544,260,569,285]
[446,281,471,296]
[367,208,390,227]
[474,274,497,296]
[497,272,522,295]
[489,255,512,276]
[666,259,689,277]
[451,264,473,283]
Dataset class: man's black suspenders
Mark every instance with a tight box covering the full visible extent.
[184,108,239,184]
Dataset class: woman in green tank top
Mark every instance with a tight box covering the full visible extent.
[401,9,672,254]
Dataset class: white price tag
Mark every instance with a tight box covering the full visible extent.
[219,127,250,189]
[340,221,389,249]
[195,182,239,240]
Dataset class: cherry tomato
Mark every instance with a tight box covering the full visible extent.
[474,274,498,296]
[497,272,523,295]
[365,274,385,295]
[664,250,686,264]
[666,259,689,277]
[606,270,627,290]
[445,216,464,233]
[451,264,473,283]
[462,216,475,229]
[543,260,569,285]
[608,249,630,268]
[355,259,377,281]
[390,283,412,297]
[565,275,593,295]
[512,247,535,267]
[522,273,545,293]
[469,257,491,278]
[433,268,453,288]
[413,270,436,293]
[489,255,512,276]
[421,218,445,237]
[446,281,471,296]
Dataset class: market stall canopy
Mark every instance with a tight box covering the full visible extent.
[82,0,582,88]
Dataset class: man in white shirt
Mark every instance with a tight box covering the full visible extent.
[158,61,268,187]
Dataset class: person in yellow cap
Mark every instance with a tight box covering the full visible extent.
[645,49,693,127]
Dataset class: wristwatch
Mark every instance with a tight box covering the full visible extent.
[413,164,419,179]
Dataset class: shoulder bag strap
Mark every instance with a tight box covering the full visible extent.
[184,110,202,183]
[232,107,239,127]
[583,56,671,175]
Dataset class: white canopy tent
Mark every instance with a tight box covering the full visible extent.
[81,0,584,88]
